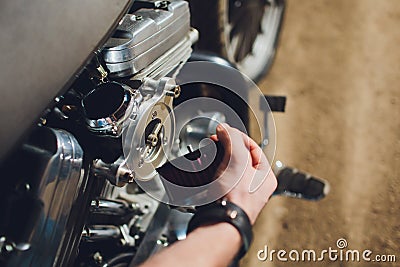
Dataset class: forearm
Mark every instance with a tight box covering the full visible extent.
[140,222,241,267]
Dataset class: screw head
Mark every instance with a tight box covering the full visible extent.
[130,15,143,21]
[93,252,103,264]
[138,159,144,168]
[148,134,158,147]
[112,125,118,134]
[127,172,135,182]
[39,118,47,125]
[156,1,170,9]
[173,86,181,98]
[5,244,13,252]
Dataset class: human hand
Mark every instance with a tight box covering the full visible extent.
[210,123,277,224]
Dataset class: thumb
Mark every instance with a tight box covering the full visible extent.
[216,123,232,157]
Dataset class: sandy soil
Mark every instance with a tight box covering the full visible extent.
[243,1,400,266]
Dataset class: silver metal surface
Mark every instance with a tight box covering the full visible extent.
[122,77,177,181]
[82,82,142,136]
[103,1,189,62]
[178,111,226,152]
[90,198,129,211]
[102,0,196,78]
[87,77,179,183]
[92,157,135,187]
[82,224,135,246]
[119,191,161,233]
[131,28,198,80]
[9,128,84,267]
[0,236,30,256]
[127,199,171,267]
[82,225,121,241]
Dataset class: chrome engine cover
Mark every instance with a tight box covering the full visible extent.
[87,77,179,184]
[2,127,85,267]
[102,0,197,79]
[122,77,178,181]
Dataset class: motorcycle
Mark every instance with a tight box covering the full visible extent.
[0,1,328,266]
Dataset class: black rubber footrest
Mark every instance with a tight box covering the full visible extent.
[274,167,329,201]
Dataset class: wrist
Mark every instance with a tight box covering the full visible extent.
[187,199,254,259]
[226,194,258,225]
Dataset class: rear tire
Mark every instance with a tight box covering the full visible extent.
[190,0,285,82]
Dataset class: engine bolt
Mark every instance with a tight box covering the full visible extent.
[130,15,143,21]
[138,159,144,168]
[93,252,103,264]
[147,122,163,147]
[111,125,118,134]
[156,1,170,9]
[5,244,13,252]
[173,86,181,98]
[165,86,181,98]
[148,134,158,147]
[128,172,135,181]
[131,203,140,210]
[39,117,47,125]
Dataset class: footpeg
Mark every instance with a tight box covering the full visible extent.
[273,163,329,201]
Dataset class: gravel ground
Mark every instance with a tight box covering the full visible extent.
[243,1,400,266]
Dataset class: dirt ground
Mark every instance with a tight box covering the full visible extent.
[243,0,400,266]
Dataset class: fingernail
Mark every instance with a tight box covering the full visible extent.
[218,123,230,132]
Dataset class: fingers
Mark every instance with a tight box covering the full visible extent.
[216,123,252,169]
[215,123,270,172]
[214,124,277,223]
[238,132,272,192]
[210,134,218,142]
[243,135,269,170]
[215,123,232,158]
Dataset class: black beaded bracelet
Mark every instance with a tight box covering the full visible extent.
[187,199,253,259]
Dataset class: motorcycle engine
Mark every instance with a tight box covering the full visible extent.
[0,1,198,266]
